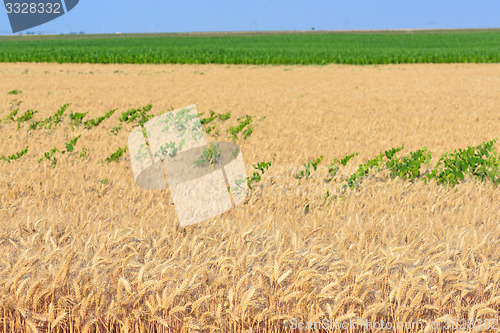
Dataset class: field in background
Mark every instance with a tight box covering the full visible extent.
[1,29,500,64]
[0,62,499,332]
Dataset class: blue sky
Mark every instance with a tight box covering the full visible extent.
[1,0,500,35]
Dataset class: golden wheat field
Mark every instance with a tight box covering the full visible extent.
[1,63,500,332]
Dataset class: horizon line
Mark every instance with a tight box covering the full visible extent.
[2,27,500,37]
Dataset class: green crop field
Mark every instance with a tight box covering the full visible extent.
[1,29,500,64]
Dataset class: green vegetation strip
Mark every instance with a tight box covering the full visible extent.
[2,30,500,64]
